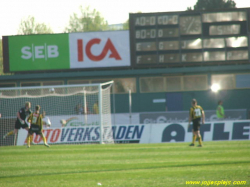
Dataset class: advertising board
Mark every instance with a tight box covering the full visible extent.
[17,120,250,145]
[2,31,130,73]
[140,109,247,124]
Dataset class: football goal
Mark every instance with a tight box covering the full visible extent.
[0,81,114,146]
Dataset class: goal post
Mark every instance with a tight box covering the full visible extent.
[0,81,114,146]
[98,81,114,144]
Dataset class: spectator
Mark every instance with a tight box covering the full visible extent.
[75,103,83,115]
[216,100,225,120]
[42,111,51,128]
[93,101,99,114]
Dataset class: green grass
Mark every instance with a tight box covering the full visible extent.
[0,141,249,187]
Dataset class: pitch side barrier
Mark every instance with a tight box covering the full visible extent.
[139,109,247,124]
[16,120,250,145]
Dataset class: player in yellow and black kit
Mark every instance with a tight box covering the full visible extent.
[188,99,205,147]
[26,105,50,148]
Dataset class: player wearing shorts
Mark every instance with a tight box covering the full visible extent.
[188,99,205,147]
[26,105,49,148]
[3,102,32,139]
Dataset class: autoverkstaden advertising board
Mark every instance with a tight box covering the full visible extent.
[2,30,130,73]
[16,120,250,145]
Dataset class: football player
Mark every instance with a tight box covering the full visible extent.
[188,99,205,147]
[26,105,50,148]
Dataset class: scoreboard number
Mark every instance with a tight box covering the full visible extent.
[135,16,156,26]
[135,29,156,39]
[157,15,178,25]
[158,28,179,38]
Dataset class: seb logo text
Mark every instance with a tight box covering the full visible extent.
[77,38,121,62]
[21,44,59,61]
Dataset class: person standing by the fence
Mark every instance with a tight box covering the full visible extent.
[216,100,225,120]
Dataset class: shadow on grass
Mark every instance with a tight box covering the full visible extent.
[1,160,249,179]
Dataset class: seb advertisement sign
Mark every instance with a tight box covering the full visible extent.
[7,34,69,71]
[3,31,130,72]
[16,121,250,145]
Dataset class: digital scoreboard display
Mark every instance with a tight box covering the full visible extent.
[129,8,250,67]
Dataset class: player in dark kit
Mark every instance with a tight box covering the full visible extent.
[26,105,49,148]
[3,102,32,139]
[188,99,205,147]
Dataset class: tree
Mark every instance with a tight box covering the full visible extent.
[18,16,53,35]
[123,19,129,30]
[65,6,108,33]
[187,0,236,11]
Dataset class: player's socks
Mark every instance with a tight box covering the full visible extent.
[3,131,14,139]
[25,134,29,142]
[7,131,14,136]
[42,135,47,144]
[198,136,202,146]
[27,135,31,147]
[192,135,196,144]
[30,135,36,145]
[25,134,35,144]
[41,134,49,147]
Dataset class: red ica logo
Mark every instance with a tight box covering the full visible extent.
[77,38,122,62]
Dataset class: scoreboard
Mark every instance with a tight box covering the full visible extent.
[129,8,250,68]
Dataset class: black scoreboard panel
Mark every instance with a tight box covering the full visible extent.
[129,8,250,68]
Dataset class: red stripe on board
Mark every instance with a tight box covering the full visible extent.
[77,39,83,62]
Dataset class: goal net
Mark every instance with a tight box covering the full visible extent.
[0,81,114,146]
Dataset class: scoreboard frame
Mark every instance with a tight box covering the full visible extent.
[129,7,250,68]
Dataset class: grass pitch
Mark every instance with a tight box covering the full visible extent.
[0,141,249,187]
